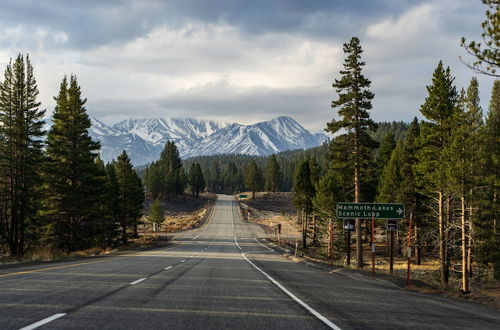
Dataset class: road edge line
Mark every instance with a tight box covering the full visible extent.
[241,252,342,330]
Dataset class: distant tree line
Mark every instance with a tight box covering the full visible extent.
[0,55,144,258]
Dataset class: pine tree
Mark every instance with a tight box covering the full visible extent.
[479,79,500,278]
[461,0,500,77]
[188,163,205,198]
[115,151,144,244]
[327,37,378,268]
[293,158,316,248]
[145,141,186,199]
[103,162,120,246]
[244,161,261,199]
[265,154,282,193]
[416,61,459,285]
[0,54,45,257]
[377,132,396,168]
[149,199,165,231]
[376,142,404,203]
[43,75,105,252]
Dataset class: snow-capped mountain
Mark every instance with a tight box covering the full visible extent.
[86,116,328,165]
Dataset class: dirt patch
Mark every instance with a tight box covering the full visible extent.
[239,192,296,215]
[142,192,216,233]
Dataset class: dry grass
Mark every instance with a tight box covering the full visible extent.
[0,246,116,265]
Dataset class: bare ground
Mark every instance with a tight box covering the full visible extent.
[142,192,216,233]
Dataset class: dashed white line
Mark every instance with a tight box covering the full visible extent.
[164,266,172,270]
[192,234,200,240]
[129,278,147,285]
[19,313,67,330]
[180,260,186,263]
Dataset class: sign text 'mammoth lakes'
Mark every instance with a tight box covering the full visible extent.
[336,203,405,219]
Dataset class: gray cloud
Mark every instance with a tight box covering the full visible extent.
[1,0,496,134]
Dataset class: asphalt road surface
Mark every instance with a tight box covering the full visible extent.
[1,195,499,329]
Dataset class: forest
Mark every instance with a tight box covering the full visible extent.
[0,56,144,258]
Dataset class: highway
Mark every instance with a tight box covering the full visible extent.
[0,195,499,329]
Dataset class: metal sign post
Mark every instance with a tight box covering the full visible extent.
[371,213,375,275]
[407,213,413,287]
[343,219,354,266]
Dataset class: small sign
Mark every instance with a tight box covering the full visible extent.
[387,219,398,231]
[239,194,248,199]
[343,219,355,232]
[336,202,405,219]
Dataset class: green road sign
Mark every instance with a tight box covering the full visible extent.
[239,194,248,198]
[336,202,405,219]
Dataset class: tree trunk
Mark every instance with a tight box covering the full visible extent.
[122,223,127,245]
[415,223,421,265]
[438,191,448,286]
[468,204,473,278]
[312,213,317,245]
[461,196,469,293]
[354,164,363,268]
[328,220,334,265]
[302,210,308,248]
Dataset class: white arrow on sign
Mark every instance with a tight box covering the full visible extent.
[397,208,403,215]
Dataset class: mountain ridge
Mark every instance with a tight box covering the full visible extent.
[86,116,328,165]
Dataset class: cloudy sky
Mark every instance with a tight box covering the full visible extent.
[0,0,495,132]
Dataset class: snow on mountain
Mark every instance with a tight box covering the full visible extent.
[84,116,327,165]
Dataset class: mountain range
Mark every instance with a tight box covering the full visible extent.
[85,116,328,165]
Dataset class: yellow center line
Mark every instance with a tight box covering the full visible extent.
[0,243,183,278]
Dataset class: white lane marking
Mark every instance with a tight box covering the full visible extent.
[180,260,186,263]
[19,313,67,330]
[192,234,200,240]
[164,266,172,270]
[241,252,341,330]
[254,237,273,251]
[235,236,242,250]
[129,278,147,285]
[190,256,194,258]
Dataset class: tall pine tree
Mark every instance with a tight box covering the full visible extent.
[416,61,459,285]
[0,54,45,257]
[43,75,105,252]
[265,154,282,193]
[327,37,378,268]
[115,151,144,244]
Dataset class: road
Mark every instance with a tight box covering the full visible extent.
[0,195,499,329]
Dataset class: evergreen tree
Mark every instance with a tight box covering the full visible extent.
[478,79,500,278]
[461,0,499,76]
[293,158,316,247]
[149,199,165,231]
[145,141,185,198]
[0,54,45,257]
[265,154,282,193]
[102,162,121,246]
[43,75,105,252]
[416,61,459,285]
[115,151,144,244]
[327,37,378,268]
[188,163,205,198]
[377,132,396,168]
[244,161,261,199]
